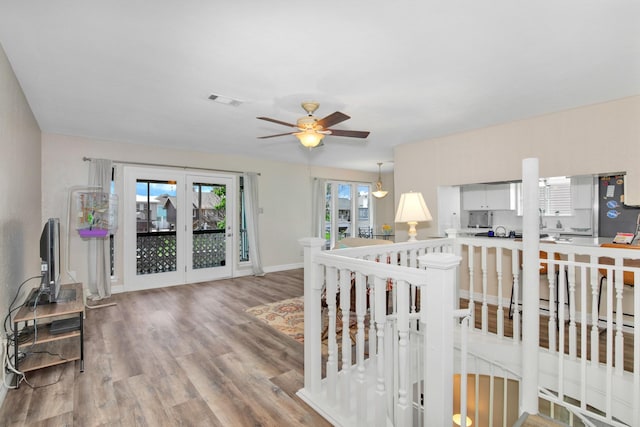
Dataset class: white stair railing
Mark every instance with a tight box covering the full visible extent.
[299,237,640,426]
[297,238,460,426]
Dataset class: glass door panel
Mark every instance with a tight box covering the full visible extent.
[186,175,234,282]
[357,184,371,237]
[324,181,374,249]
[337,183,353,242]
[135,180,178,274]
[124,168,184,290]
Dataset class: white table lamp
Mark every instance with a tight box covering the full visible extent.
[394,191,432,242]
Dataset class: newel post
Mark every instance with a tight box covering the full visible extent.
[521,158,540,416]
[299,237,325,396]
[418,252,462,426]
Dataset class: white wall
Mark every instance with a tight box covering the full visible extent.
[0,42,41,396]
[0,43,41,310]
[41,133,391,289]
[394,96,640,240]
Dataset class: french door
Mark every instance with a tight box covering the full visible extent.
[123,167,235,291]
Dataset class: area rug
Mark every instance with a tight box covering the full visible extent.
[245,296,306,343]
[245,297,363,347]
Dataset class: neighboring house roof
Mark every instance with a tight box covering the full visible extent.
[193,192,222,210]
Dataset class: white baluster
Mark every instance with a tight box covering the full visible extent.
[512,247,520,343]
[468,246,475,330]
[614,259,625,375]
[339,268,352,416]
[589,255,599,365]
[496,247,504,338]
[374,275,387,427]
[633,270,640,427]
[567,253,577,359]
[396,280,411,426]
[548,259,557,352]
[481,245,488,334]
[355,272,367,427]
[326,266,338,406]
[368,276,377,359]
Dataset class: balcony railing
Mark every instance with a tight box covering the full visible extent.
[136,229,228,274]
[136,231,178,274]
[192,229,226,268]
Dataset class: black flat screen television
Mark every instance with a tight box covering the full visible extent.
[25,218,62,306]
[40,217,61,302]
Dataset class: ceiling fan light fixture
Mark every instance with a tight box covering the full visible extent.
[295,130,325,148]
[372,162,388,198]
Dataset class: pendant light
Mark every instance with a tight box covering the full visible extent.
[372,162,388,198]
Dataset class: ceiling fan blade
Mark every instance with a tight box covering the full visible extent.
[257,117,297,128]
[316,111,350,129]
[257,132,296,139]
[327,129,370,139]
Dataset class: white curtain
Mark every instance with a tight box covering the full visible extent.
[311,178,326,238]
[243,172,264,276]
[87,158,112,299]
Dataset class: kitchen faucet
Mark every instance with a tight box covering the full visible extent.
[539,208,544,229]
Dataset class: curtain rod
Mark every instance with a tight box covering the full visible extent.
[83,157,260,176]
[313,177,375,185]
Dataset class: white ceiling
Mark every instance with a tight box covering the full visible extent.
[1,1,638,173]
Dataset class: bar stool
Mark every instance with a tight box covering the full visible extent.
[509,242,568,321]
[597,243,640,319]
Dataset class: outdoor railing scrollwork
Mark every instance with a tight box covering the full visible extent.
[136,231,178,275]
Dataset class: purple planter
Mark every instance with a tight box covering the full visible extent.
[78,228,109,238]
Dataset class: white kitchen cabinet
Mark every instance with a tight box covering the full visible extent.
[462,183,514,210]
[571,175,594,210]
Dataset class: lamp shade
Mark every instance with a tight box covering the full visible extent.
[394,191,432,241]
[452,414,472,426]
[295,130,325,148]
[394,192,432,223]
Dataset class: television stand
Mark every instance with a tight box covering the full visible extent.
[23,288,53,307]
[23,287,77,306]
[13,283,84,387]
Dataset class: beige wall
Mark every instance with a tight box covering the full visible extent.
[41,133,392,289]
[0,43,41,328]
[394,96,640,240]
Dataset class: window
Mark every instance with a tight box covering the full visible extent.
[516,176,573,216]
[539,176,572,216]
[239,176,249,262]
[323,181,373,248]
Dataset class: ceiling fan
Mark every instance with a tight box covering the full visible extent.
[257,102,370,148]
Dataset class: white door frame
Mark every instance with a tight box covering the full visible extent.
[123,166,236,291]
[185,174,235,283]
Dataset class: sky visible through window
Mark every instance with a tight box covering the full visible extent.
[136,182,176,197]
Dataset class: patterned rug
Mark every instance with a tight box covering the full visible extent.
[246,296,364,349]
[245,296,306,343]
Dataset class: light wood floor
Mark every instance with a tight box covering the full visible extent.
[1,269,331,427]
[2,270,634,426]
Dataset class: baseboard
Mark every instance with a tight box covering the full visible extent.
[263,262,303,273]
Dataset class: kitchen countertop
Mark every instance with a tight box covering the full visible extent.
[448,229,610,247]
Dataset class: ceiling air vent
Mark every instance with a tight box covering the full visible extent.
[208,93,241,107]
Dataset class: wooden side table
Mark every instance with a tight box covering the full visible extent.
[13,283,84,386]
